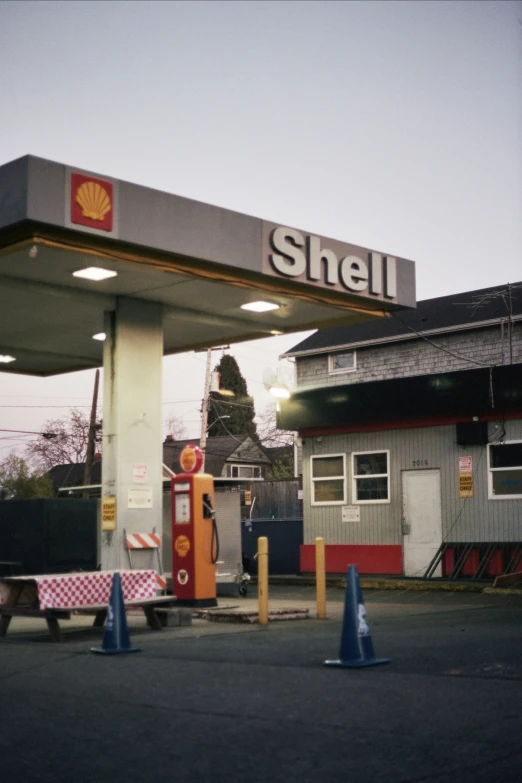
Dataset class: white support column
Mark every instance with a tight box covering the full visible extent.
[101,298,164,571]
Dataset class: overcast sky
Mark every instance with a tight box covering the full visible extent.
[0,0,520,457]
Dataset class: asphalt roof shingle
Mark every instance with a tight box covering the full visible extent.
[283,281,522,355]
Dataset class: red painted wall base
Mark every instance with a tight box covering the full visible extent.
[300,544,403,575]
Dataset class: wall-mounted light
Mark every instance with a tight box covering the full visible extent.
[263,367,291,399]
[73,267,117,281]
[269,385,290,399]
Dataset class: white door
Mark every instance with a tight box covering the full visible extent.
[402,470,442,577]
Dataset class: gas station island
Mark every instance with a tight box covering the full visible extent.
[0,155,416,594]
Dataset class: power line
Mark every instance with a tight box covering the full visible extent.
[0,394,92,400]
[0,428,58,436]
[162,399,202,405]
[210,397,255,410]
[0,405,95,409]
[0,399,202,409]
[391,312,493,368]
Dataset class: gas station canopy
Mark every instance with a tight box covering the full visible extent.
[0,155,416,376]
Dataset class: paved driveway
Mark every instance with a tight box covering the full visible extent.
[1,585,522,782]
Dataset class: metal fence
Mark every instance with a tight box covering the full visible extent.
[241,517,303,576]
[247,479,302,520]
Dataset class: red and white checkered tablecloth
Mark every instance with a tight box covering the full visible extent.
[24,570,157,610]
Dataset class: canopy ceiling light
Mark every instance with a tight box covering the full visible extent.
[240,301,280,313]
[92,333,106,341]
[0,355,16,363]
[72,267,117,281]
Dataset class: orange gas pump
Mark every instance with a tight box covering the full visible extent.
[171,445,218,607]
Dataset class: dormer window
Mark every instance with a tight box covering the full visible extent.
[328,350,356,374]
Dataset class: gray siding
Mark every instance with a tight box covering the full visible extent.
[303,420,522,547]
[297,324,522,390]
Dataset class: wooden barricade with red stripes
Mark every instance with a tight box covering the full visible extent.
[124,529,166,592]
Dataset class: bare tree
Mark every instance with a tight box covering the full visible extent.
[26,408,102,471]
[164,413,188,441]
[257,404,294,448]
[257,404,295,479]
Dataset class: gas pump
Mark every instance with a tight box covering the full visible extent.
[171,445,218,607]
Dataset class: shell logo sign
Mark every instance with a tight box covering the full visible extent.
[179,444,203,474]
[70,173,113,232]
[174,535,191,558]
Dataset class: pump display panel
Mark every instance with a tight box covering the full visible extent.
[174,493,190,523]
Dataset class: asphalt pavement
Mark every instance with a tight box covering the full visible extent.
[1,583,522,782]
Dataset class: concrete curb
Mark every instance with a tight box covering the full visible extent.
[358,579,485,593]
[482,586,522,595]
[257,576,493,594]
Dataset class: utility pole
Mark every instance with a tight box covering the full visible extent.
[84,368,100,489]
[508,282,513,364]
[199,349,213,472]
[199,346,231,471]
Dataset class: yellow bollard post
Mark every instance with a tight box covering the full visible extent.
[258,536,269,625]
[315,537,326,619]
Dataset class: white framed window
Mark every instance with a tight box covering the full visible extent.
[488,441,522,499]
[352,450,390,504]
[328,350,356,375]
[227,464,262,479]
[311,454,346,505]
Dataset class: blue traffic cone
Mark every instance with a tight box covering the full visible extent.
[91,572,141,655]
[324,564,390,668]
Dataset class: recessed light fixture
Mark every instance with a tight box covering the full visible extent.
[73,267,117,282]
[270,330,284,335]
[92,333,106,341]
[241,301,280,313]
[0,355,16,363]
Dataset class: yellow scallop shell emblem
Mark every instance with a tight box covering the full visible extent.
[75,181,111,221]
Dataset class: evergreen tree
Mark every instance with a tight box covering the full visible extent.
[207,355,257,438]
[0,454,55,499]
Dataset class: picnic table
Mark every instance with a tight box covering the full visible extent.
[0,570,177,642]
